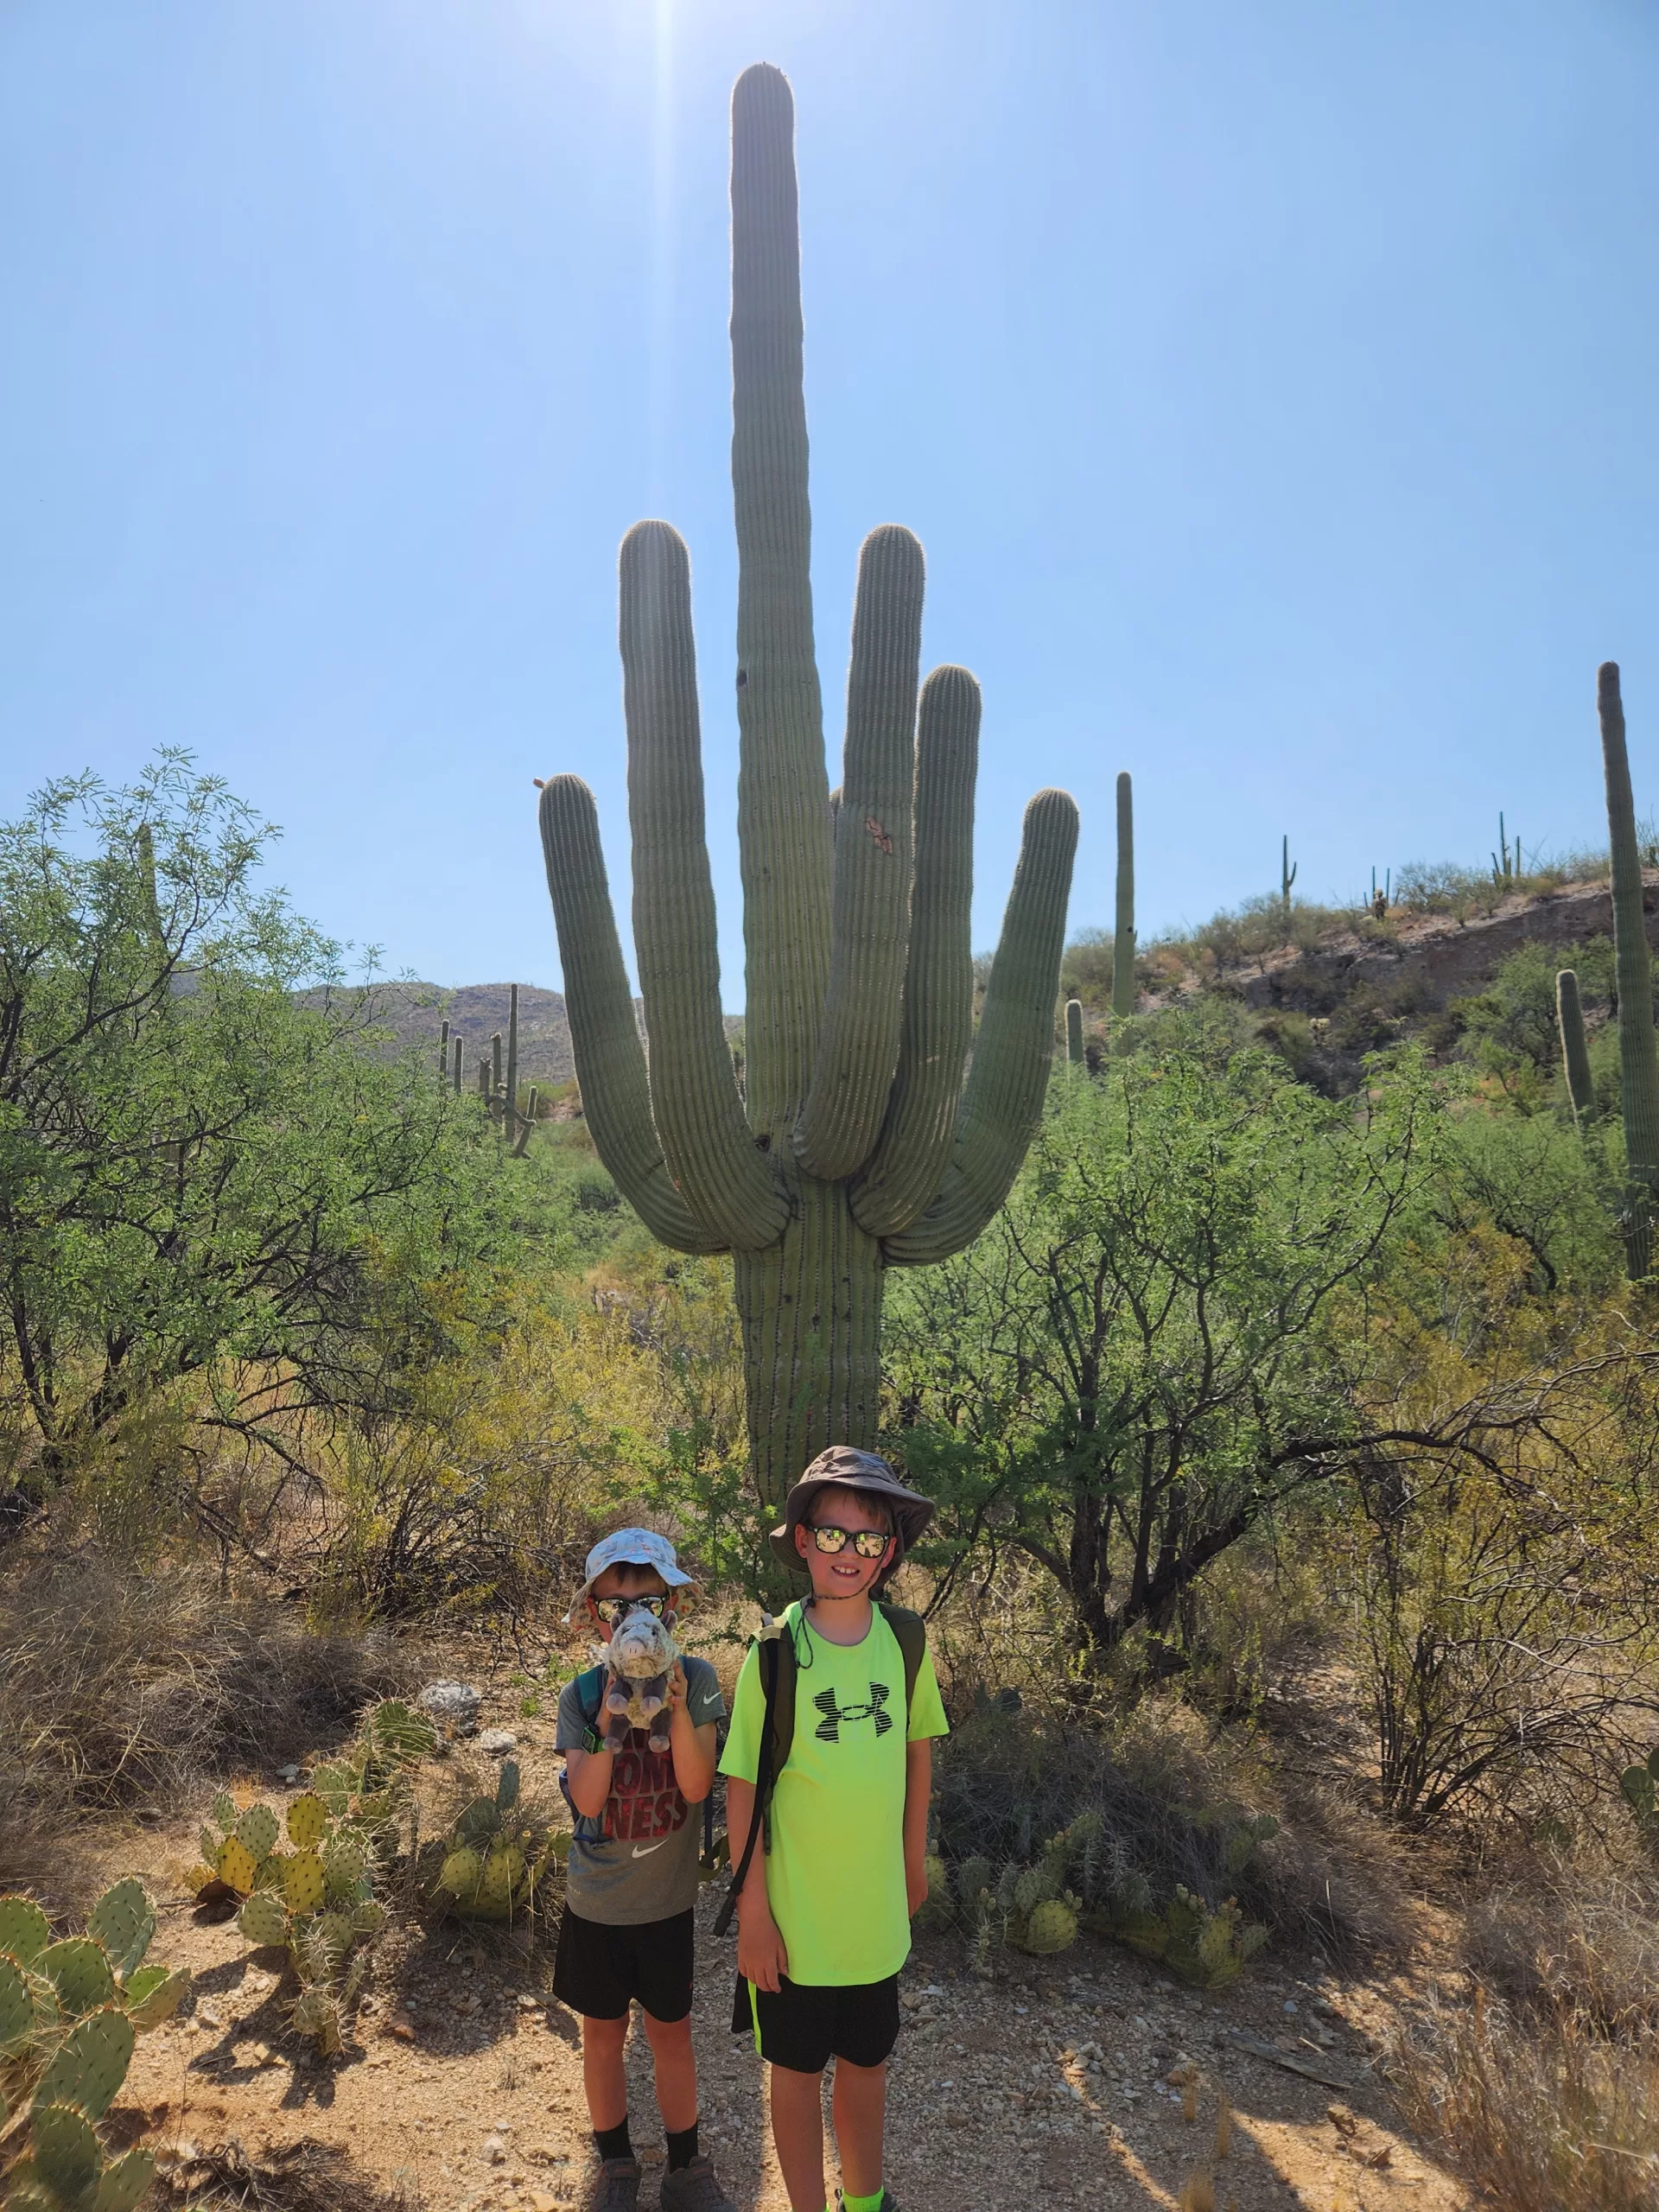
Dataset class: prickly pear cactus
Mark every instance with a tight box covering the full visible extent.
[425,1762,557,1924]
[0,1878,187,2139]
[7,2095,157,2212]
[1015,1897,1080,1956]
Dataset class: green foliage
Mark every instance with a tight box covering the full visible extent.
[889,1024,1450,1650]
[0,753,509,1488]
[1618,1749,1659,1844]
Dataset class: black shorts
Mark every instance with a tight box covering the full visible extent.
[731,1971,900,2073]
[553,1905,695,2023]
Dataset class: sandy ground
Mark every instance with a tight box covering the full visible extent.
[88,1685,1469,2212]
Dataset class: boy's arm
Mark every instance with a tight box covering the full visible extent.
[904,1739,932,1916]
[665,1661,717,1803]
[563,1743,614,1819]
[724,1776,788,1992]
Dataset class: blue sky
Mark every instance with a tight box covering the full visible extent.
[3,1,1657,994]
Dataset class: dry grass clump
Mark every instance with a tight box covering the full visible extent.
[154,2140,424,2209]
[1391,1991,1659,2211]
[1390,1846,1659,2209]
[0,1542,407,1896]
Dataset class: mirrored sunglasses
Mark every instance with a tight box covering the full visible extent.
[595,1593,671,1625]
[804,1522,892,1560]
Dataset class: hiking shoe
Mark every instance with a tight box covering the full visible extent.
[659,2156,737,2211]
[587,2157,643,2211]
[836,2196,899,2212]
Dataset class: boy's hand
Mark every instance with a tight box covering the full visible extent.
[736,1901,788,1993]
[906,1857,930,1918]
[664,1659,688,1713]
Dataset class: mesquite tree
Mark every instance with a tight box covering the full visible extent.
[537,67,1077,1506]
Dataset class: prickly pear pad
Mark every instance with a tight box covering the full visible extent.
[238,1893,289,1948]
[97,2145,160,2212]
[0,1952,34,2054]
[30,2101,99,2201]
[287,1792,327,1847]
[0,1896,51,1966]
[215,1838,258,1896]
[235,1805,280,1861]
[34,2007,136,2123]
[123,1964,190,2029]
[86,1880,156,1985]
[284,1852,327,1916]
[38,1937,116,2015]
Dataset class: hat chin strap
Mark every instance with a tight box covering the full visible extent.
[804,1548,888,1606]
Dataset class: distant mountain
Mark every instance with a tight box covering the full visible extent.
[308,981,743,1090]
[303,982,576,1086]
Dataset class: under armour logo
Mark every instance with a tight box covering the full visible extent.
[812,1682,893,1742]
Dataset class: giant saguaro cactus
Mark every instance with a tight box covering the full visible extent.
[537,66,1077,1504]
[1598,661,1659,1278]
[1555,969,1595,1130]
[1112,771,1135,1017]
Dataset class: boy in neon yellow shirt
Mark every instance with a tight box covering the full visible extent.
[721,1449,948,2212]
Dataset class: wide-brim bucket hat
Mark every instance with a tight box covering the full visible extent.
[569,1528,696,1619]
[769,1446,935,1575]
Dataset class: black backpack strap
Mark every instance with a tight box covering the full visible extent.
[713,1630,785,1938]
[573,1662,608,1753]
[877,1602,926,1724]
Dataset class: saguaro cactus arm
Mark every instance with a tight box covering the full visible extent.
[1066,998,1084,1065]
[1112,770,1135,1017]
[795,524,925,1179]
[537,775,728,1254]
[732,62,833,1141]
[850,664,980,1237]
[1556,969,1595,1128]
[1599,660,1659,1277]
[885,787,1079,1265]
[622,519,790,1249]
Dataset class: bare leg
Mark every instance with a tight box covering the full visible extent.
[582,2012,631,2134]
[831,2057,887,2198]
[641,2008,699,2135]
[768,2062,828,2211]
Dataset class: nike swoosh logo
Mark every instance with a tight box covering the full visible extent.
[632,1840,668,1858]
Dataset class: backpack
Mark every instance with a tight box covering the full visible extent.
[712,1601,926,1938]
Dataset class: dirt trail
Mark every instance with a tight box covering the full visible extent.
[92,1680,1466,2212]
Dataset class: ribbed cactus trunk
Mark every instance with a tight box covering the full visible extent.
[537,66,1077,1508]
[1555,969,1595,1129]
[1112,771,1135,1017]
[1598,661,1659,1279]
[504,985,520,1145]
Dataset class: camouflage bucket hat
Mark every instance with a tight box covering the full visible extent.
[769,1446,935,1575]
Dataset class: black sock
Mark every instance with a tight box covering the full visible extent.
[594,2120,633,2164]
[666,2121,700,2173]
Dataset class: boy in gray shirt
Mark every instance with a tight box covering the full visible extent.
[555,1529,733,2212]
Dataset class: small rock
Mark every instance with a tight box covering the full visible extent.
[391,2019,416,2042]
[517,1993,539,2010]
[1282,1998,1300,2014]
[478,1727,518,1756]
[417,1681,482,1733]
[276,1763,302,1783]
[176,2141,200,2164]
[485,2134,508,2163]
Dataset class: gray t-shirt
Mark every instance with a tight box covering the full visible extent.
[555,1654,725,1926]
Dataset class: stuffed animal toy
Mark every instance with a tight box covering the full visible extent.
[597,1608,679,1752]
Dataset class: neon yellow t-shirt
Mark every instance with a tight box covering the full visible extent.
[719,1602,950,1986]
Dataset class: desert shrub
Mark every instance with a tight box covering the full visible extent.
[0,1545,406,1893]
[153,2140,425,2211]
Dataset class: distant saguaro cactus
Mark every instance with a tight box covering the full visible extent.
[1555,969,1595,1129]
[1598,661,1659,1277]
[1281,836,1296,917]
[1065,998,1084,1067]
[537,66,1077,1503]
[1112,772,1135,1017]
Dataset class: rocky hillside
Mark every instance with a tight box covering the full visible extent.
[1205,873,1657,1018]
